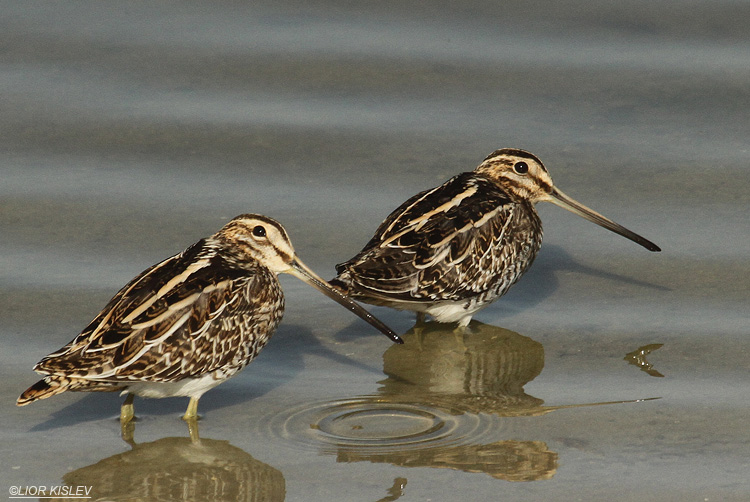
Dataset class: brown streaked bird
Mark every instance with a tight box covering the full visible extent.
[331,148,660,327]
[18,214,402,426]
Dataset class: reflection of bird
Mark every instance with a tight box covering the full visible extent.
[62,436,285,502]
[336,320,559,481]
[332,149,660,326]
[18,214,401,426]
[378,321,657,416]
[337,440,557,482]
[330,322,655,480]
[379,320,546,415]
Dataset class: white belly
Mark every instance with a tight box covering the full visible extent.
[122,372,225,399]
[425,300,486,326]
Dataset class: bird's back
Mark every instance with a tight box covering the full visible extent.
[33,239,284,384]
[333,172,543,309]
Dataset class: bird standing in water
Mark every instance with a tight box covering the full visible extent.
[18,214,401,429]
[332,148,660,327]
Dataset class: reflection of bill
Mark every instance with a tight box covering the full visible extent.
[339,439,556,482]
[624,343,665,377]
[56,437,285,502]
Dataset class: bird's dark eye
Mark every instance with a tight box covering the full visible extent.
[252,225,266,238]
[514,161,529,174]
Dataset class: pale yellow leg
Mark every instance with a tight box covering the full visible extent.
[182,397,200,421]
[120,393,135,424]
[183,397,201,442]
[120,394,136,446]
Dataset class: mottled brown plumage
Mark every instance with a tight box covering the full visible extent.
[18,214,400,423]
[332,149,660,326]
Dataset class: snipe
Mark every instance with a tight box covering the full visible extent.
[332,148,660,327]
[18,214,401,428]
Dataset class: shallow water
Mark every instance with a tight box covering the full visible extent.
[2,1,749,501]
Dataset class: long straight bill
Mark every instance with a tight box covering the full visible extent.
[287,258,403,344]
[548,188,661,252]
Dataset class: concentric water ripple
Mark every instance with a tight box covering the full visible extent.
[267,396,500,454]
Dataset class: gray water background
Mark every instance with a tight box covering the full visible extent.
[1,1,749,501]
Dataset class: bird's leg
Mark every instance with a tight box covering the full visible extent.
[182,397,200,422]
[183,398,201,442]
[415,312,426,325]
[120,393,136,446]
[120,393,135,424]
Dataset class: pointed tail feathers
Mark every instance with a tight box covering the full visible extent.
[17,377,69,406]
[18,376,125,406]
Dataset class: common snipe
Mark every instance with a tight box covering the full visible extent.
[332,149,660,327]
[18,214,401,426]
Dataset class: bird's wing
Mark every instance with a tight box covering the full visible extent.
[34,240,274,382]
[336,173,536,302]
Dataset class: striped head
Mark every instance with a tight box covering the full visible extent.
[475,148,661,252]
[213,214,297,273]
[214,214,403,343]
[474,148,554,203]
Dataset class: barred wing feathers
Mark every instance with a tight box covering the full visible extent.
[34,240,282,384]
[335,173,541,304]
